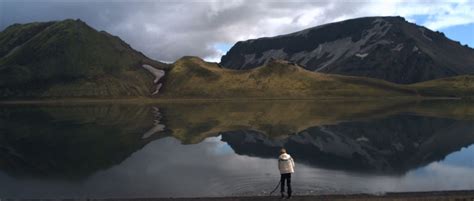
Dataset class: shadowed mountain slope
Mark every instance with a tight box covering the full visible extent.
[0,19,167,98]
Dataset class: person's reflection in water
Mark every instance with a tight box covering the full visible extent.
[278,148,295,199]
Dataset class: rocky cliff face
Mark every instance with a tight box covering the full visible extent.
[220,16,474,84]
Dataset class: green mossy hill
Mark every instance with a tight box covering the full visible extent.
[160,56,417,98]
[0,19,168,98]
[411,75,474,98]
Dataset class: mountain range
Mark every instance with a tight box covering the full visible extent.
[0,17,473,99]
[221,16,474,84]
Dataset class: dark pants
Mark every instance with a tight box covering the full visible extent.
[280,173,292,196]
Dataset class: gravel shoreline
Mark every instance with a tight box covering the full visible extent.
[10,190,472,201]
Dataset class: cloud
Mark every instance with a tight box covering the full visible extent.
[0,0,473,62]
[362,0,474,30]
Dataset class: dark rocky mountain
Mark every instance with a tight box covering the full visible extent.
[220,16,474,84]
[0,19,167,98]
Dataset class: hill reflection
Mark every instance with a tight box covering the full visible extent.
[0,100,473,178]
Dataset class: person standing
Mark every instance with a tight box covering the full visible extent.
[278,148,295,199]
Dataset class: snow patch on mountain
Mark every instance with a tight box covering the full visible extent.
[142,64,165,95]
[412,46,419,52]
[355,53,369,59]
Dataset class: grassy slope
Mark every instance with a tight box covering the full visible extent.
[411,75,474,98]
[160,57,418,98]
[0,19,168,98]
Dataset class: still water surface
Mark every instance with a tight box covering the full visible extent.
[1,100,474,198]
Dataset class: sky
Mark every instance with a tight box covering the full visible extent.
[1,0,473,63]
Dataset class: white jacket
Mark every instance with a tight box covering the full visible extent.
[278,153,295,174]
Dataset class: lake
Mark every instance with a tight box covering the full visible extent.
[1,99,474,198]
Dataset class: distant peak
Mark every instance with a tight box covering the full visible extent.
[56,18,88,26]
[176,56,205,63]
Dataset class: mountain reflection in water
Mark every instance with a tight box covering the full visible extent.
[0,100,474,198]
[222,114,474,174]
